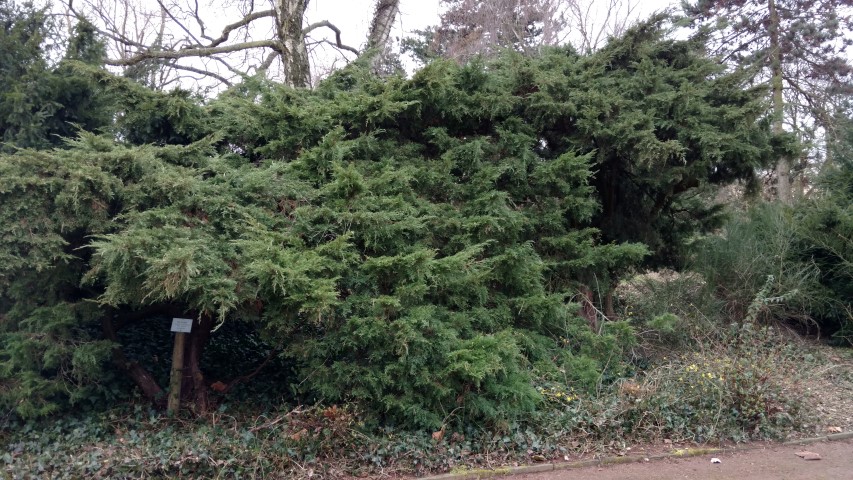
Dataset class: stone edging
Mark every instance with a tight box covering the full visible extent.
[419,431,853,480]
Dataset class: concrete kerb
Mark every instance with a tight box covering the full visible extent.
[417,432,853,480]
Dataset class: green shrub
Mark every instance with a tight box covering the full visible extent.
[693,204,825,328]
[793,149,853,344]
[2,17,781,429]
[616,269,722,349]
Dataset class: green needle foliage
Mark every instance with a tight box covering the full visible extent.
[2,17,780,429]
[0,3,111,153]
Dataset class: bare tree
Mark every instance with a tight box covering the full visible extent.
[566,0,640,54]
[434,0,569,63]
[67,0,399,89]
[421,0,641,65]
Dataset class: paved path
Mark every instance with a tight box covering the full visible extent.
[512,439,853,480]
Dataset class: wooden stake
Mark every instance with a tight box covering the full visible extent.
[167,332,186,414]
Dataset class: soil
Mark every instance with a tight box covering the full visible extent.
[514,438,853,480]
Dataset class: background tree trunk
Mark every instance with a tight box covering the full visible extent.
[366,0,400,73]
[181,313,215,413]
[579,285,598,332]
[367,0,399,49]
[275,0,311,88]
[768,0,791,204]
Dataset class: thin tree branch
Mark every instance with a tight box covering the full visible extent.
[303,20,360,55]
[258,49,278,72]
[214,349,280,394]
[318,39,359,56]
[166,62,234,86]
[106,40,278,66]
[207,10,276,48]
[156,0,204,47]
[193,0,209,40]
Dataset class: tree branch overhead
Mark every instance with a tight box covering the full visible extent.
[67,0,401,89]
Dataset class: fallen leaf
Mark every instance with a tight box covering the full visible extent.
[432,428,445,442]
[210,381,227,392]
[290,428,308,442]
[826,426,842,433]
[795,451,822,461]
[322,405,340,419]
[532,454,546,462]
[663,439,672,445]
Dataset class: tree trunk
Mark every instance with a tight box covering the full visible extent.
[818,120,835,178]
[604,289,616,320]
[768,0,791,204]
[102,314,165,406]
[578,285,598,332]
[366,0,400,72]
[180,313,215,414]
[367,0,399,49]
[275,0,311,88]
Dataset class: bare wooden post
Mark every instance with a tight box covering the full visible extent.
[167,332,186,414]
[168,318,193,414]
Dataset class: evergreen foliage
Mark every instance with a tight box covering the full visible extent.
[2,18,782,428]
[0,4,111,152]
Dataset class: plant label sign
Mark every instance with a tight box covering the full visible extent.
[170,318,193,333]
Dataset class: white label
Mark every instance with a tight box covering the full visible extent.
[170,318,193,333]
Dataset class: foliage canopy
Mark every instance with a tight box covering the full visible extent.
[1,18,782,428]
